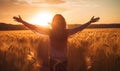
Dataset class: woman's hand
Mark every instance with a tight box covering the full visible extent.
[89,16,100,23]
[13,15,23,23]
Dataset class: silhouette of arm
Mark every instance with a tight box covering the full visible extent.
[67,16,100,36]
[13,15,50,35]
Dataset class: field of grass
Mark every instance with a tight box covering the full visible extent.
[0,28,120,71]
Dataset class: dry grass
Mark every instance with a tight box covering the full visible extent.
[0,28,120,71]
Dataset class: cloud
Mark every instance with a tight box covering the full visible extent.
[0,0,66,6]
[46,0,65,4]
[32,0,66,4]
[0,0,29,5]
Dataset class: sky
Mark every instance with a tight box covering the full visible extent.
[0,0,120,25]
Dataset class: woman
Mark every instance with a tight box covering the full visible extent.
[13,14,100,71]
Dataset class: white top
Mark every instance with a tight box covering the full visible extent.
[49,44,67,61]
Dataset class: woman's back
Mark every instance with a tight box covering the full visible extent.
[49,29,68,60]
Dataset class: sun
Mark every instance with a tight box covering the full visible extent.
[29,12,53,27]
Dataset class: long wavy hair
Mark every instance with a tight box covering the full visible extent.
[50,14,67,41]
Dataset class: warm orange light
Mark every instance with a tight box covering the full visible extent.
[29,12,53,27]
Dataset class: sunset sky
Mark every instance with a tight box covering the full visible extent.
[0,0,120,25]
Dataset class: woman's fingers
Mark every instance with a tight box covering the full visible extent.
[13,16,21,22]
[95,17,100,22]
[18,15,22,19]
[13,16,17,19]
[91,16,94,20]
[91,16,100,22]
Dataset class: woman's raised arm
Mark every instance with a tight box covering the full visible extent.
[13,15,50,35]
[67,16,100,36]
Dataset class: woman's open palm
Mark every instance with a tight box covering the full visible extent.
[13,15,23,23]
[90,16,100,23]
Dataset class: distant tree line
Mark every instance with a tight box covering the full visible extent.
[0,23,120,30]
[0,23,28,30]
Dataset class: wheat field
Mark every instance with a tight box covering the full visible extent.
[0,28,120,71]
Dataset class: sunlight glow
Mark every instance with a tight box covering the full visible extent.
[29,12,53,27]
